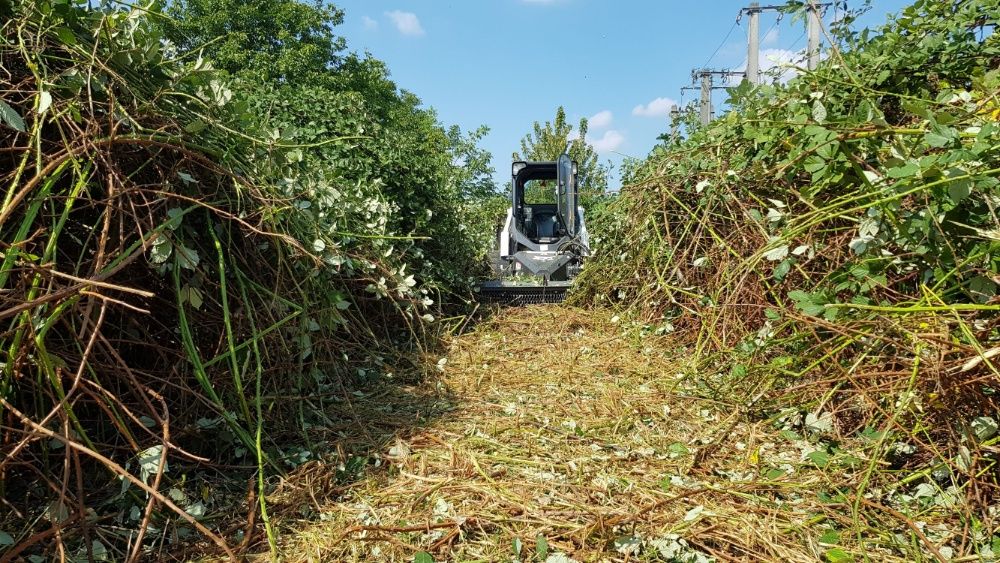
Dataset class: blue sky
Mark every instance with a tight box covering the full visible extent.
[332,0,912,189]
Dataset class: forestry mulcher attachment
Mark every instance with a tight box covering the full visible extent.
[478,154,589,304]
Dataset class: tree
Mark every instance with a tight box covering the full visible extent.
[513,106,609,203]
[164,0,503,283]
[163,0,346,85]
[447,125,499,201]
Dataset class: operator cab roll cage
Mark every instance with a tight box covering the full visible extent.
[511,156,579,245]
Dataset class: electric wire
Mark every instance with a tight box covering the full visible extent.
[788,30,807,51]
[701,17,741,69]
[759,13,782,50]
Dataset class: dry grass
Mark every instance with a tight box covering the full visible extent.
[258,306,983,563]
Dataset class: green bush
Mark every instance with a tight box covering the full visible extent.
[0,0,497,558]
[574,0,1000,516]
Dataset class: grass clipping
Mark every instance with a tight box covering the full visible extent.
[262,306,983,562]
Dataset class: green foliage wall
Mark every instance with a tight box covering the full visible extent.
[573,0,1000,484]
[163,2,501,293]
[0,0,499,558]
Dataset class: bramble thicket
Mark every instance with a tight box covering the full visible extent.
[1,0,999,561]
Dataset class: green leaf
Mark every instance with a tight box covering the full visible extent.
[55,27,77,45]
[512,537,523,556]
[184,120,208,133]
[536,535,549,559]
[764,244,789,262]
[788,290,826,316]
[165,208,185,230]
[91,539,109,561]
[773,258,793,280]
[788,290,810,302]
[823,306,839,321]
[765,468,785,479]
[805,412,834,434]
[807,450,831,468]
[779,429,802,441]
[0,531,13,546]
[181,285,204,310]
[0,100,25,132]
[860,427,884,442]
[969,276,997,304]
[947,178,972,204]
[804,155,827,173]
[926,123,958,148]
[150,238,173,264]
[175,244,200,270]
[971,416,998,442]
[803,124,831,139]
[925,131,952,148]
[825,548,854,562]
[413,552,434,563]
[886,162,919,178]
[668,442,690,456]
[137,445,167,484]
[819,529,840,545]
[901,99,932,119]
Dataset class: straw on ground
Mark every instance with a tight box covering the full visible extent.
[266,306,972,562]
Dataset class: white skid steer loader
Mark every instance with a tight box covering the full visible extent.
[477,153,589,304]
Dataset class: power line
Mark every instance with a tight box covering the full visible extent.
[701,18,741,69]
[759,12,783,49]
[787,29,807,51]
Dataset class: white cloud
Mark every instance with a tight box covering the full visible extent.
[588,130,625,153]
[362,16,378,31]
[569,125,623,153]
[763,27,779,46]
[588,110,613,129]
[632,97,679,118]
[385,10,425,37]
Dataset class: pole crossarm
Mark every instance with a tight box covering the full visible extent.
[691,68,744,81]
[739,2,831,13]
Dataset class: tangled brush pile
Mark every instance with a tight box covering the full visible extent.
[575,0,1000,553]
[0,1,472,559]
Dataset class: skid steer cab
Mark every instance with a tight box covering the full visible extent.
[478,153,590,304]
